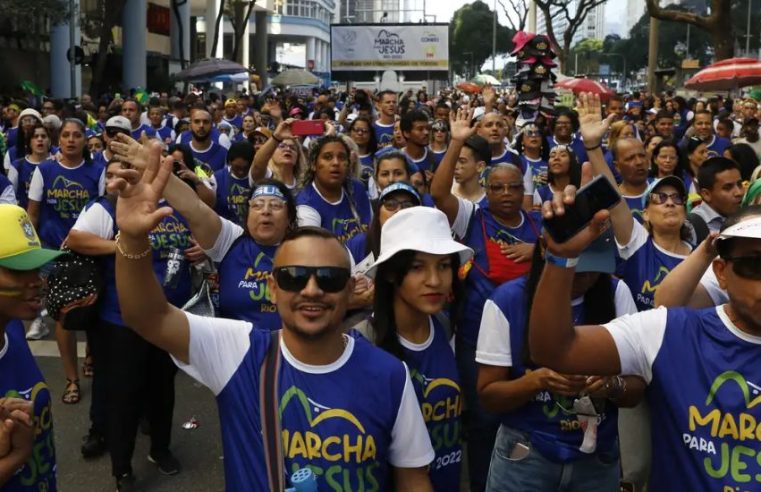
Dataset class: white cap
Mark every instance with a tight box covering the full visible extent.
[42,114,62,129]
[718,216,761,242]
[365,207,473,278]
[18,108,42,122]
[105,115,131,132]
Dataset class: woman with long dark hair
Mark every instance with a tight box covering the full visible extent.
[650,140,690,191]
[364,206,472,492]
[476,237,643,490]
[532,145,580,206]
[296,134,372,243]
[8,122,53,210]
[513,123,549,190]
[347,116,378,185]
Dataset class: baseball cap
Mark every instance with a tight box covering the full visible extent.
[18,108,42,123]
[365,207,473,278]
[105,115,131,133]
[224,99,238,107]
[0,205,63,271]
[42,114,62,129]
[642,175,688,208]
[253,127,272,139]
[378,181,421,204]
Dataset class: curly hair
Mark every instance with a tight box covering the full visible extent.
[303,135,356,201]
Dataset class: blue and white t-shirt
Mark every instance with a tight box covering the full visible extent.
[476,276,637,463]
[176,128,232,149]
[189,141,228,173]
[616,221,690,311]
[1,320,57,492]
[400,317,462,492]
[521,155,548,189]
[212,168,252,226]
[296,180,372,244]
[8,157,51,208]
[373,121,395,148]
[130,123,156,140]
[204,218,281,331]
[704,135,731,159]
[175,312,435,491]
[28,159,105,248]
[622,191,647,224]
[604,305,761,491]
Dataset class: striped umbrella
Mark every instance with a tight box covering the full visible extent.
[685,57,761,91]
[554,77,615,100]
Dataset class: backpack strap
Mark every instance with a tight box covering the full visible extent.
[259,330,285,492]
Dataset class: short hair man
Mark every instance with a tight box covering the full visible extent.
[692,157,744,233]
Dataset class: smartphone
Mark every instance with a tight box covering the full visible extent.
[543,175,621,244]
[291,120,325,137]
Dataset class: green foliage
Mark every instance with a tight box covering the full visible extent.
[449,1,514,77]
[0,0,71,26]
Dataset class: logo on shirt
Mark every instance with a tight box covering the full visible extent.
[149,217,190,254]
[330,218,366,243]
[410,370,462,471]
[637,265,671,308]
[47,175,92,219]
[5,383,55,489]
[280,386,381,491]
[684,370,761,486]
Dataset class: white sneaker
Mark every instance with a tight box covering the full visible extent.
[25,317,49,340]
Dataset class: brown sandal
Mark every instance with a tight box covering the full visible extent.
[62,379,80,404]
[82,357,94,378]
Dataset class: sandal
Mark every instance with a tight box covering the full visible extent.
[62,379,80,404]
[82,357,94,378]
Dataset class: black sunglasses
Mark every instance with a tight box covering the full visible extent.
[273,266,351,293]
[724,256,761,280]
[106,128,129,138]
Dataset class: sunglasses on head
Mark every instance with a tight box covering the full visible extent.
[273,266,351,293]
[723,255,761,280]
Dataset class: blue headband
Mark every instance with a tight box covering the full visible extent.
[252,185,286,200]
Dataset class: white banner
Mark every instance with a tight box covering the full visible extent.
[331,24,449,72]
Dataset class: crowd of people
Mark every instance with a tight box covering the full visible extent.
[1,82,761,492]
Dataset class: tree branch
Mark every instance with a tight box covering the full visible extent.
[644,0,710,30]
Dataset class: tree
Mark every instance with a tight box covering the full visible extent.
[81,0,127,96]
[497,0,529,32]
[450,1,514,78]
[533,0,606,73]
[225,0,256,64]
[602,34,621,54]
[645,0,733,60]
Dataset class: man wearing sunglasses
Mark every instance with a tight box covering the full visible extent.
[92,116,131,168]
[110,142,435,491]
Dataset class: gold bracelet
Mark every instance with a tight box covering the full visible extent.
[114,232,152,260]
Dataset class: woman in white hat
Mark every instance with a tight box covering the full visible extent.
[363,206,473,492]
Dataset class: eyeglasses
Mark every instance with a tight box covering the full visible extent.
[648,192,685,205]
[273,266,351,293]
[250,199,286,211]
[278,143,297,151]
[524,130,542,137]
[381,198,417,212]
[724,255,761,280]
[487,183,524,194]
[351,127,369,134]
[432,127,448,133]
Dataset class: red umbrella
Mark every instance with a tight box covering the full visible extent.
[684,57,761,91]
[554,77,615,100]
[456,82,481,94]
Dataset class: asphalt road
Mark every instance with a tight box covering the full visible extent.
[30,328,226,492]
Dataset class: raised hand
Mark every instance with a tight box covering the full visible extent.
[111,133,150,171]
[449,106,476,143]
[576,92,613,149]
[273,118,295,141]
[109,141,174,238]
[482,84,497,106]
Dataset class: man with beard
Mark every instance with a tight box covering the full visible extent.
[690,110,731,158]
[188,109,227,173]
[109,141,436,491]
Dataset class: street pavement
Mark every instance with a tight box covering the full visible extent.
[29,326,226,492]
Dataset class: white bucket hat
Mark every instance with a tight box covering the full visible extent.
[365,207,473,278]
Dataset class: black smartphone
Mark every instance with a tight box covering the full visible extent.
[543,175,621,244]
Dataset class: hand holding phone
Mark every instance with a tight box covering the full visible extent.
[290,120,325,137]
[542,175,620,250]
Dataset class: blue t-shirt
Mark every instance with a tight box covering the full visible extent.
[402,318,462,491]
[4,126,19,149]
[177,128,224,147]
[213,169,251,226]
[11,157,50,209]
[373,120,395,148]
[222,115,243,129]
[190,141,228,173]
[482,277,620,463]
[490,148,519,168]
[607,306,761,491]
[704,135,732,159]
[546,135,588,164]
[616,222,689,311]
[94,197,192,326]
[430,148,447,170]
[91,150,108,169]
[35,160,104,248]
[154,125,174,145]
[623,192,647,224]
[1,320,57,492]
[521,155,548,189]
[182,319,423,492]
[345,231,368,264]
[296,180,372,244]
[358,154,374,186]
[403,147,436,175]
[457,205,542,347]
[217,235,280,331]
[130,123,156,140]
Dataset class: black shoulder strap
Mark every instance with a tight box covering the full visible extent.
[259,330,285,492]
[687,212,709,246]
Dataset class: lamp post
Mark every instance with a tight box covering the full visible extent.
[492,0,497,73]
